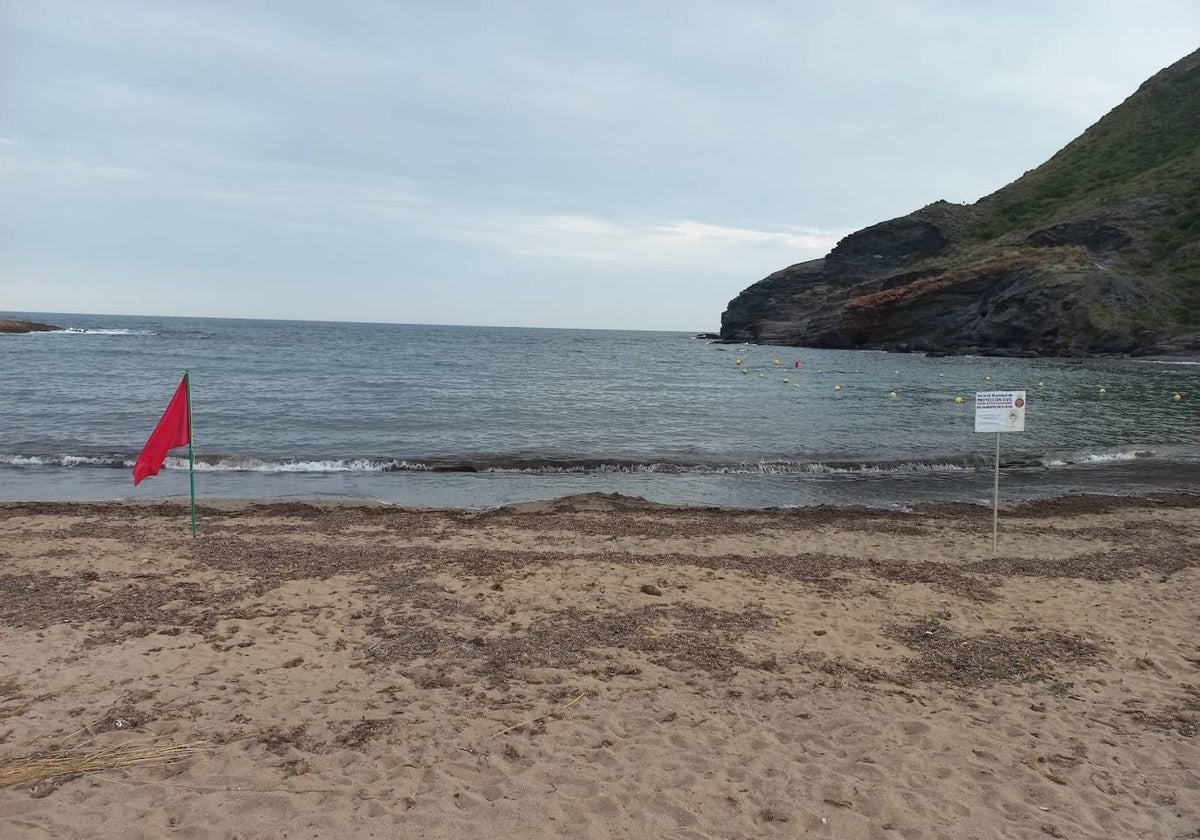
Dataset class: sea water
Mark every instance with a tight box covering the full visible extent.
[2,312,1198,507]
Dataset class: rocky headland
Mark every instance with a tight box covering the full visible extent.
[720,48,1200,357]
[0,319,62,334]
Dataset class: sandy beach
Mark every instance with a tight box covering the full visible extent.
[1,493,1198,839]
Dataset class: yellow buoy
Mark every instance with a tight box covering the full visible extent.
[889,391,898,399]
[741,369,748,374]
[773,359,781,365]
[735,358,742,365]
[834,384,843,391]
[758,372,765,378]
[938,373,945,378]
[954,396,964,404]
[1174,393,1183,402]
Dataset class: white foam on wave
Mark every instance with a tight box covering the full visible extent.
[478,460,974,475]
[0,454,130,467]
[171,456,396,473]
[0,450,1166,476]
[1040,449,1150,467]
[43,328,155,336]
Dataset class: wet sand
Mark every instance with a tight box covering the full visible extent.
[1,493,1198,839]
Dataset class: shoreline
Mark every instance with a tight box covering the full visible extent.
[2,491,1198,838]
[5,456,1200,510]
[3,487,1200,517]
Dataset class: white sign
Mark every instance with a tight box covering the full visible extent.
[975,390,1026,433]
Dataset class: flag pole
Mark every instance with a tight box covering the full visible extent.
[185,370,197,538]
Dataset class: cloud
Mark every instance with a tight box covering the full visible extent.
[447,212,844,270]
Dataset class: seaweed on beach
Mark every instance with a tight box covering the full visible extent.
[964,546,1197,583]
[365,603,773,679]
[422,546,1000,602]
[865,560,998,602]
[889,618,1100,686]
[1125,685,1200,737]
[1006,492,1200,518]
[450,507,927,538]
[336,719,394,748]
[0,571,253,644]
[191,537,420,585]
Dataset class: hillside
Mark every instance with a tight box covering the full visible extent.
[720,48,1200,356]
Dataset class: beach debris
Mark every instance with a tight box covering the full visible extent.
[282,758,310,777]
[760,808,789,822]
[0,738,204,794]
[889,618,1098,686]
[824,798,853,808]
[337,719,394,749]
[258,725,310,755]
[492,680,598,737]
[640,583,663,596]
[1043,769,1068,785]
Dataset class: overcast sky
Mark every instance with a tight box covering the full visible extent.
[2,1,1197,330]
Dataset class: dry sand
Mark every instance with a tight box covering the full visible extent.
[1,493,1198,839]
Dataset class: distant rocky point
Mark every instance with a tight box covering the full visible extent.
[720,48,1200,357]
[0,319,62,334]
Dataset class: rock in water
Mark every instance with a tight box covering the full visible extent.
[0,319,61,334]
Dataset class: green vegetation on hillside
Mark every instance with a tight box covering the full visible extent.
[972,50,1200,242]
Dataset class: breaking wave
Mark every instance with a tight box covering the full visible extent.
[0,448,1163,475]
[42,327,155,336]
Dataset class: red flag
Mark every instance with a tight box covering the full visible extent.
[133,375,190,485]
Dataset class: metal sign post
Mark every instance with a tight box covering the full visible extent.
[975,390,1026,551]
[993,432,1001,550]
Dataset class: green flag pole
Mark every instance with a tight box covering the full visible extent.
[185,370,197,538]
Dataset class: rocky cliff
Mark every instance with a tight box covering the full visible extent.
[720,48,1200,356]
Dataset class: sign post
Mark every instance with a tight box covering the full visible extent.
[974,390,1026,550]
